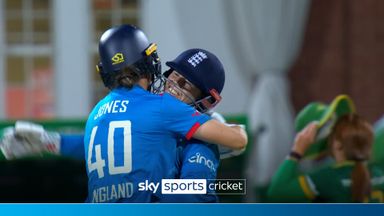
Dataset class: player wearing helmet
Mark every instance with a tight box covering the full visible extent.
[1,48,242,203]
[160,49,233,202]
[0,24,247,203]
[85,24,247,203]
[164,48,224,113]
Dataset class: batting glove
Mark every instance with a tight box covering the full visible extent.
[0,121,61,160]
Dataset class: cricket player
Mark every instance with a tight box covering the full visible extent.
[268,111,384,202]
[0,25,247,203]
[0,48,244,203]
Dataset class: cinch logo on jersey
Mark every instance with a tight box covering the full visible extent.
[187,51,208,67]
[188,152,217,172]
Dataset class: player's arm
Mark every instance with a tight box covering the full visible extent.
[60,134,85,159]
[0,121,60,159]
[193,119,247,150]
[163,95,247,150]
[0,121,84,160]
[267,159,317,202]
[208,111,246,159]
[267,122,319,202]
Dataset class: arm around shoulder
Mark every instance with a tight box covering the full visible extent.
[192,119,247,150]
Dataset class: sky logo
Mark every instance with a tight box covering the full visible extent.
[138,180,160,193]
[137,179,246,195]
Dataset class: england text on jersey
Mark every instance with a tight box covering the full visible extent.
[91,182,133,202]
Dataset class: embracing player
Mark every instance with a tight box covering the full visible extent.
[0,25,246,203]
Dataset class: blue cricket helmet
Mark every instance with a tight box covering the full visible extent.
[97,24,162,90]
[166,48,225,112]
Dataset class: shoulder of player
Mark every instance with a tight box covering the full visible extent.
[111,85,152,97]
[307,163,336,177]
[368,163,384,176]
[89,96,110,116]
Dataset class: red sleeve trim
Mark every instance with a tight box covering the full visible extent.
[185,122,201,140]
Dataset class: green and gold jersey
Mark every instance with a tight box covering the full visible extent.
[267,159,384,203]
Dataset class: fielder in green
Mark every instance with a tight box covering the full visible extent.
[372,116,384,166]
[267,95,384,203]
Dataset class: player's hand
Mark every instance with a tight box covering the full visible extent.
[207,111,247,158]
[292,122,318,156]
[0,121,61,160]
[219,145,246,159]
[209,111,226,124]
[219,123,247,159]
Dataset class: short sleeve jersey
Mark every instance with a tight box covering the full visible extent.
[84,85,211,203]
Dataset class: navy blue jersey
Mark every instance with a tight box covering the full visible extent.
[160,139,220,203]
[84,85,210,203]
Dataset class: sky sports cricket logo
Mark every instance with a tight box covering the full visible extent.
[138,179,246,195]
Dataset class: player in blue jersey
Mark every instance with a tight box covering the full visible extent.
[84,24,247,203]
[0,26,246,203]
[0,49,242,202]
[158,49,244,202]
[0,25,246,203]
[0,48,244,202]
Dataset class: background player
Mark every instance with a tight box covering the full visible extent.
[267,113,384,202]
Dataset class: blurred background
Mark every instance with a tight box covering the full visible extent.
[0,0,383,202]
